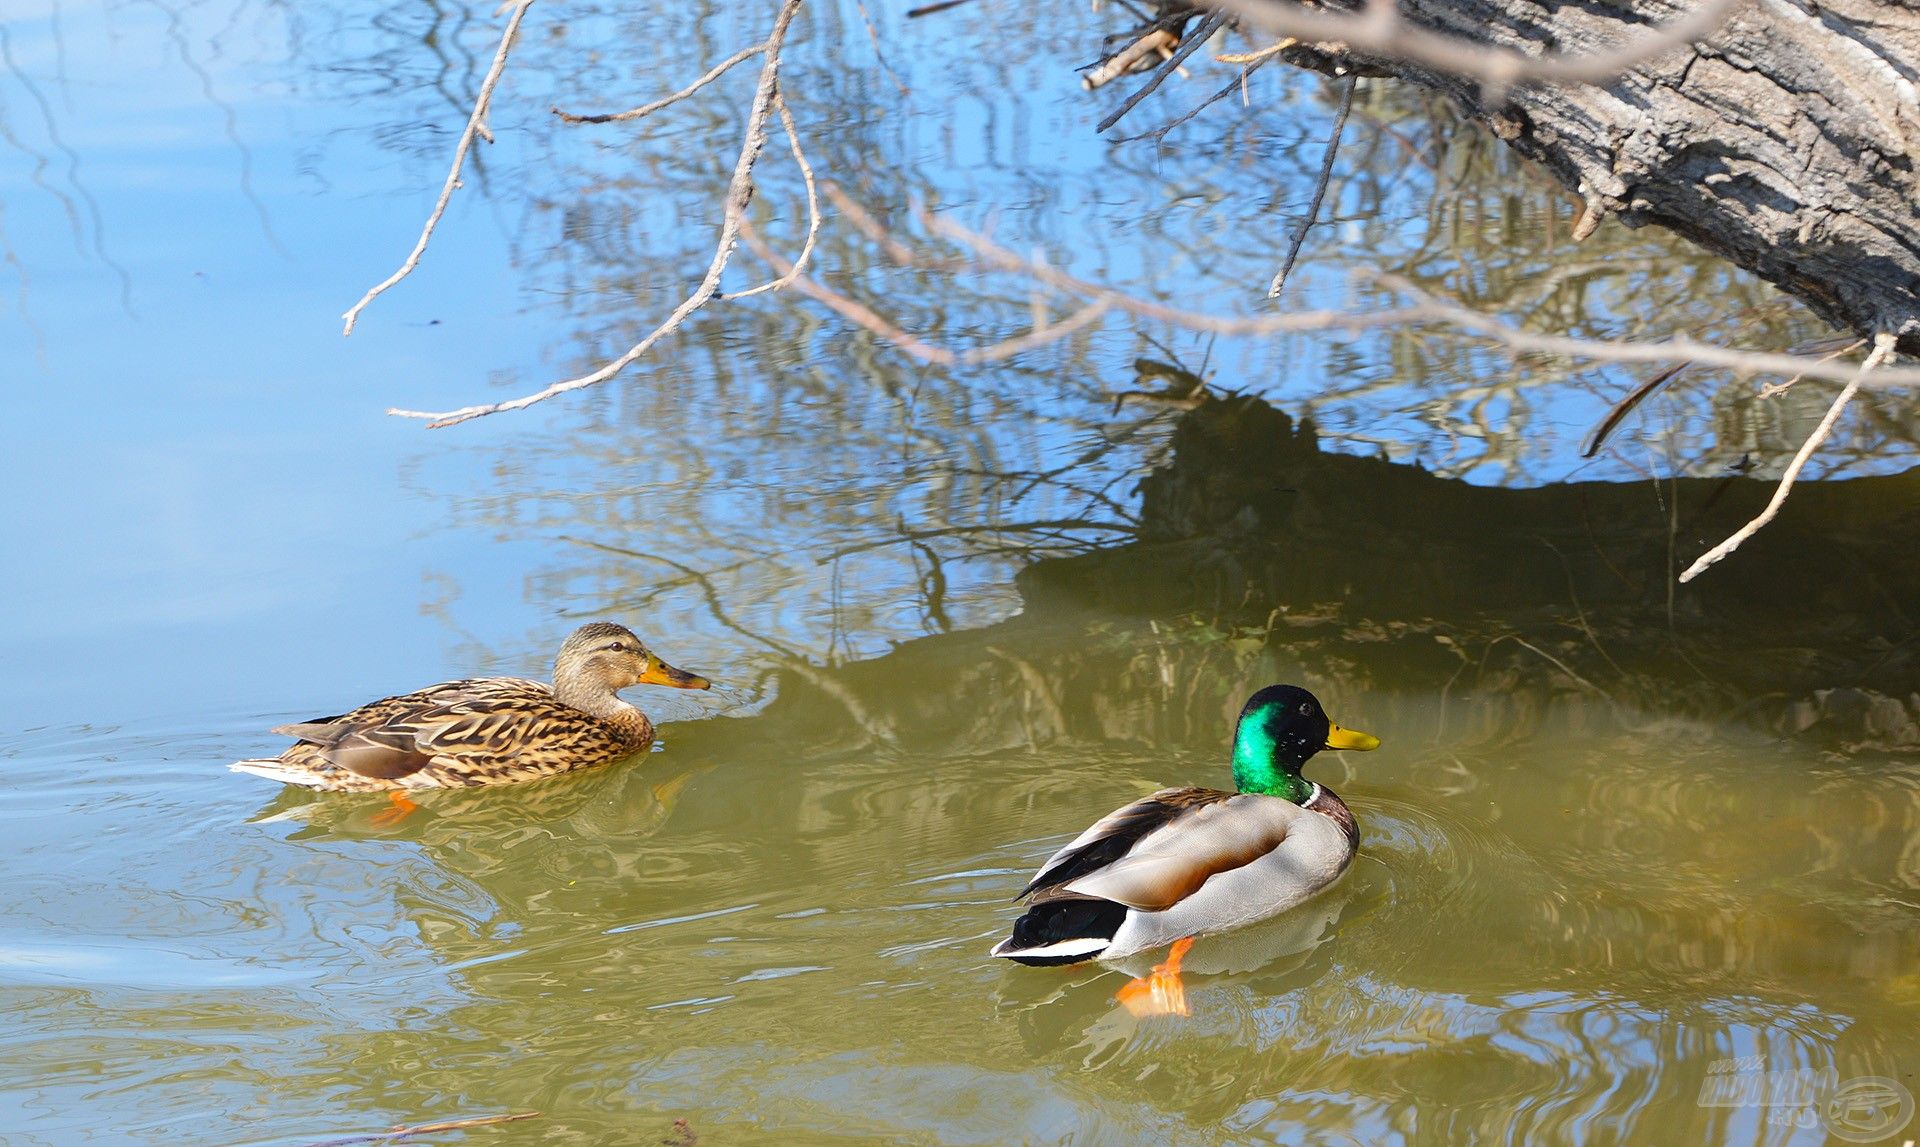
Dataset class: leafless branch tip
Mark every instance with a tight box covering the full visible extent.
[342,0,535,336]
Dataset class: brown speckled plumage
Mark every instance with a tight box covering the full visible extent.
[230,623,709,792]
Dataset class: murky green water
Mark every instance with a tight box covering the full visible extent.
[5,2,1920,1144]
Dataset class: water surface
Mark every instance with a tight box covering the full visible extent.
[3,3,1918,1144]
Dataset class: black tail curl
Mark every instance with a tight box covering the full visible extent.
[999,897,1128,966]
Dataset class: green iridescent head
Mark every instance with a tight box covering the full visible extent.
[1230,685,1380,803]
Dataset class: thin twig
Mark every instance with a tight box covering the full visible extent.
[1268,74,1354,299]
[739,218,1114,366]
[1359,271,1920,387]
[1756,336,1864,399]
[389,0,806,427]
[1097,11,1231,131]
[552,40,768,124]
[1208,0,1743,88]
[816,519,1134,563]
[342,0,534,335]
[1085,28,1177,90]
[1216,36,1297,65]
[1677,332,1896,583]
[295,1111,540,1147]
[1112,55,1275,144]
[856,0,911,96]
[724,92,820,301]
[1581,361,1688,458]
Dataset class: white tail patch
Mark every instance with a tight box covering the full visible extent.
[229,759,327,789]
[989,935,1110,960]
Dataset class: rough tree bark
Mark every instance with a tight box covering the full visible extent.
[1231,0,1920,344]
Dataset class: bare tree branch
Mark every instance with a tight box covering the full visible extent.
[724,92,820,301]
[742,196,1920,402]
[921,216,1920,387]
[1363,271,1920,387]
[1217,36,1300,66]
[388,0,807,428]
[295,1111,540,1147]
[1084,27,1178,91]
[552,40,768,125]
[1677,332,1897,583]
[739,216,1116,366]
[815,519,1135,563]
[341,0,535,336]
[1268,74,1354,298]
[1111,54,1277,145]
[1755,337,1865,400]
[1580,362,1688,458]
[1208,0,1745,89]
[1097,12,1233,132]
[755,184,1920,427]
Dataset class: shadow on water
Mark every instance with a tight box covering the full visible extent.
[740,389,1920,754]
[214,391,1920,1144]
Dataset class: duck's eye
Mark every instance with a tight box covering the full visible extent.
[1299,702,1312,715]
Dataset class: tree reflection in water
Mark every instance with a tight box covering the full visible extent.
[249,2,1908,676]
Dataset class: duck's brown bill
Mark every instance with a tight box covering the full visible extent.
[639,658,711,690]
[1325,722,1381,752]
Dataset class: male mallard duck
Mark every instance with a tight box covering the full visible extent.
[230,622,710,816]
[990,684,1378,1014]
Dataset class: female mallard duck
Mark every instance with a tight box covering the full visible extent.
[990,684,1378,1014]
[230,622,710,814]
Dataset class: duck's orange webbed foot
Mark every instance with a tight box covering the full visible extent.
[369,791,420,827]
[1116,936,1195,1018]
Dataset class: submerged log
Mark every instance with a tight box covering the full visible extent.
[1231,0,1920,342]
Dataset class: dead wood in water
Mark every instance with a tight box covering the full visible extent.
[292,1111,541,1147]
[1063,0,1920,349]
[1068,0,1920,569]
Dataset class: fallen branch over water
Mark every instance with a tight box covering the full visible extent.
[1211,0,1744,89]
[355,0,1920,580]
[293,1111,541,1147]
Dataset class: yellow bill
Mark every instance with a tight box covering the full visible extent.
[1325,722,1381,752]
[638,657,711,690]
